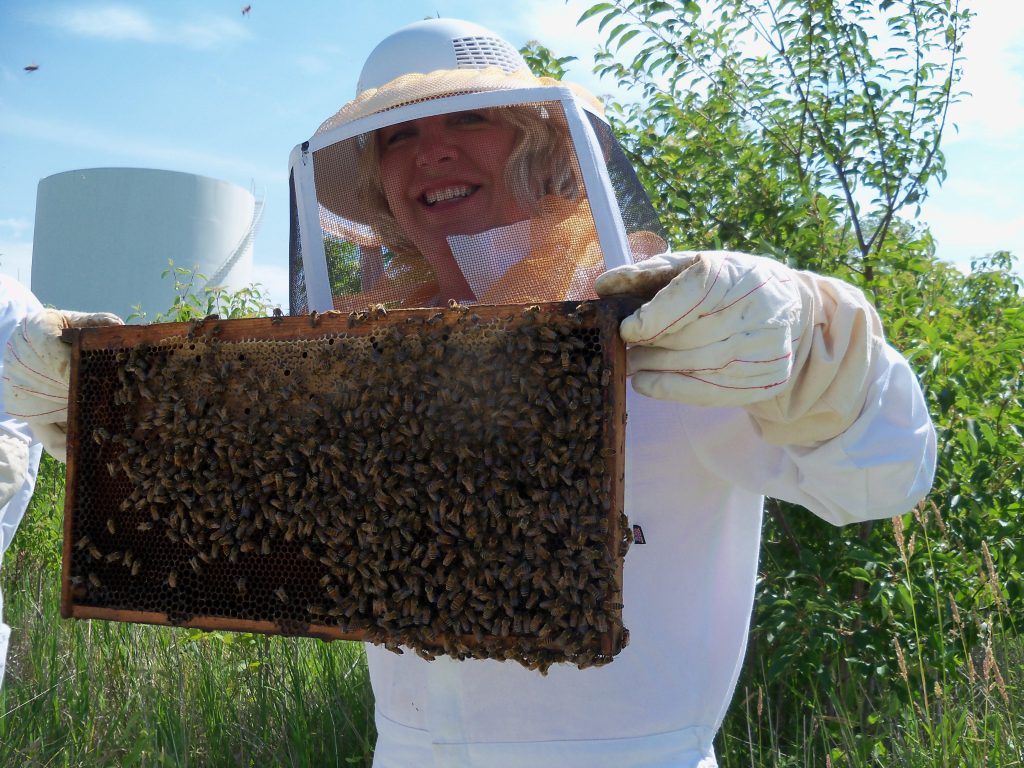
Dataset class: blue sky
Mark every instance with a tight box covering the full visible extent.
[1,1,1021,311]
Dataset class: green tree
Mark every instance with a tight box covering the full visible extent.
[577,0,1023,760]
[582,0,970,280]
[520,41,579,79]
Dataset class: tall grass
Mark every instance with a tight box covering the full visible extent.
[716,624,1022,767]
[0,457,376,767]
[716,504,1024,767]
[0,557,375,767]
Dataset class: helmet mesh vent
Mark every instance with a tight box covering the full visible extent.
[452,35,523,72]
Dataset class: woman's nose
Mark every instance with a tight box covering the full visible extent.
[414,131,458,168]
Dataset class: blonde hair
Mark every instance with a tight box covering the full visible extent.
[354,104,582,261]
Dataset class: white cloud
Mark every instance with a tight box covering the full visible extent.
[0,219,32,237]
[943,7,1024,143]
[36,4,250,49]
[177,15,252,49]
[927,207,1023,269]
[0,110,284,184]
[56,5,159,42]
[479,0,618,98]
[0,240,34,287]
[922,167,1024,268]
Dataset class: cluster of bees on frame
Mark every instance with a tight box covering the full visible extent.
[70,301,630,672]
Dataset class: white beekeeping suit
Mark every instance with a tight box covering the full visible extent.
[0,277,121,687]
[290,18,936,767]
[0,276,46,687]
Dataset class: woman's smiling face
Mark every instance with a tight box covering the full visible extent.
[377,109,530,262]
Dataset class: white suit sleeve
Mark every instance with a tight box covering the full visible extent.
[677,342,936,525]
[0,276,45,545]
[0,276,45,687]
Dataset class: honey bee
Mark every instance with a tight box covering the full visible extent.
[167,570,178,589]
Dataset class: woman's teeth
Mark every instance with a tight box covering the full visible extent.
[423,185,476,205]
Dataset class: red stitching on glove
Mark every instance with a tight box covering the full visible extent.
[630,261,723,344]
[2,404,67,419]
[697,273,786,319]
[650,350,793,375]
[4,339,66,389]
[633,368,791,391]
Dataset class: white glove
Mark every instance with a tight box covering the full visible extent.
[595,251,883,445]
[3,309,123,462]
[0,432,29,512]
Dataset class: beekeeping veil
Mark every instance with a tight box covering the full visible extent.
[288,18,667,313]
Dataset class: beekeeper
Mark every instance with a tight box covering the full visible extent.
[3,15,935,765]
[285,18,936,767]
[0,278,120,686]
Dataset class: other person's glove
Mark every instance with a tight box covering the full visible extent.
[0,432,29,511]
[3,309,123,462]
[595,251,883,445]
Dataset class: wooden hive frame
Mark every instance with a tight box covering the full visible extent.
[61,300,629,671]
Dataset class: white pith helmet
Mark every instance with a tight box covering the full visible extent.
[356,18,530,95]
[315,18,603,135]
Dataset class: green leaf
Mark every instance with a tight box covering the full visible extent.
[617,29,641,50]
[577,2,614,24]
[843,566,873,583]
[597,7,623,33]
[607,22,631,43]
[896,582,915,615]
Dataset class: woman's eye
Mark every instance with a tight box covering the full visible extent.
[384,128,414,146]
[453,112,487,126]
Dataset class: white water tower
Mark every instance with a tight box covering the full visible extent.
[31,168,263,321]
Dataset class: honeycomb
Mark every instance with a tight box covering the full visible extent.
[62,301,628,672]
